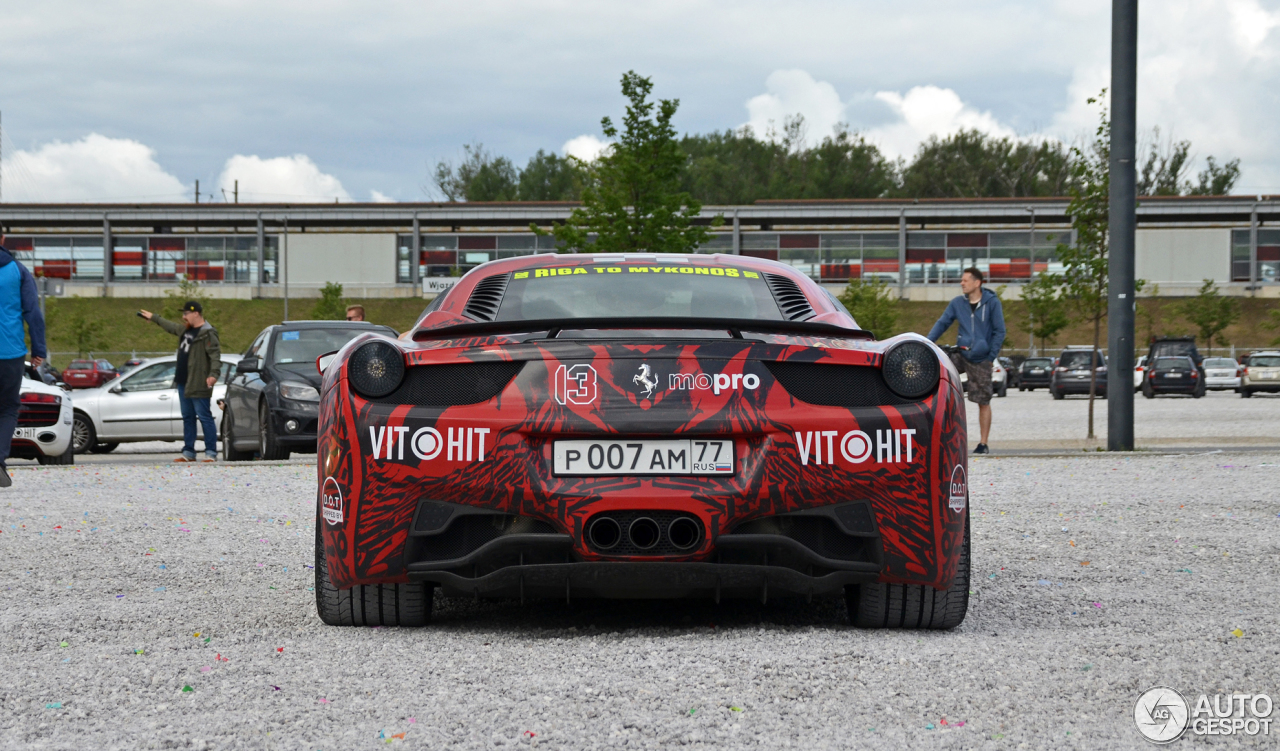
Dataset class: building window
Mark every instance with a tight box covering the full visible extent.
[1232,228,1280,282]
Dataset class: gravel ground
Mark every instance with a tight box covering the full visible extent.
[2,455,1279,750]
[970,388,1280,450]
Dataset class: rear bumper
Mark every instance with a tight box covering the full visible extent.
[414,560,880,600]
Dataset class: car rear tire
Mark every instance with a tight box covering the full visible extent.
[314,520,433,627]
[1142,383,1155,399]
[88,442,118,454]
[847,513,969,630]
[1050,386,1064,400]
[1241,388,1252,398]
[38,444,75,466]
[71,413,96,454]
[997,381,1007,398]
[222,411,255,462]
[258,403,290,461]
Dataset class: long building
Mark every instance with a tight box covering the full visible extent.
[1,196,1277,299]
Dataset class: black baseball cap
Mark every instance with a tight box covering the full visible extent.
[181,301,203,313]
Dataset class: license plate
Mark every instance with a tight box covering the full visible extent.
[1031,369,1044,374]
[1167,372,1183,378]
[13,427,36,439]
[553,439,734,476]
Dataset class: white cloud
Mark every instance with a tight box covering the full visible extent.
[866,85,1018,158]
[743,69,846,145]
[740,71,1022,158]
[216,154,351,203]
[1,133,187,202]
[562,135,609,162]
[369,190,396,203]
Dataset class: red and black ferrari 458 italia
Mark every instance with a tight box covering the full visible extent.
[314,253,970,628]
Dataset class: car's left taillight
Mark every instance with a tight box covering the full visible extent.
[881,341,940,399]
[347,340,405,398]
[21,392,61,405]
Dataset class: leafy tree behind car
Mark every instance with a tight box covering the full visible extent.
[838,277,900,339]
[311,282,347,320]
[1177,280,1240,354]
[1021,272,1072,354]
[540,71,720,253]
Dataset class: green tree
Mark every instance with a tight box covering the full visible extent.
[68,311,105,356]
[1187,156,1241,196]
[680,120,897,203]
[311,282,346,320]
[161,276,214,324]
[897,129,1074,198]
[517,150,583,201]
[838,276,899,339]
[1176,280,1240,354]
[433,143,519,201]
[540,71,719,253]
[1058,92,1113,440]
[1021,272,1071,354]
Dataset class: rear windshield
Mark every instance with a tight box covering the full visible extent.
[271,328,390,370]
[1152,341,1197,358]
[68,360,93,369]
[1022,358,1053,368]
[1203,358,1236,368]
[495,263,783,322]
[1251,356,1280,368]
[1059,351,1103,369]
[1154,357,1192,370]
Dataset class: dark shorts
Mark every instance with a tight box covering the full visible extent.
[951,354,993,406]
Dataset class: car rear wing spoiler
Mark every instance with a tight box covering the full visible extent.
[412,317,875,342]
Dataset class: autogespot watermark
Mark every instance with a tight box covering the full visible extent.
[1134,686,1274,743]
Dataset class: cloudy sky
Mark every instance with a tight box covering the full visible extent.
[1,0,1277,203]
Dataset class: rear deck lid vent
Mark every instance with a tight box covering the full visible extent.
[764,273,816,321]
[463,274,509,322]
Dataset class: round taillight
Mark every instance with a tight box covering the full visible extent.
[347,341,405,398]
[882,341,940,399]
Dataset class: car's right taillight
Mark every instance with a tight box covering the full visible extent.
[881,341,940,399]
[348,340,406,398]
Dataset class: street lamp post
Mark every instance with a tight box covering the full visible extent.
[1108,0,1138,451]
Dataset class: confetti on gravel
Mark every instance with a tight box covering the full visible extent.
[1,454,1278,748]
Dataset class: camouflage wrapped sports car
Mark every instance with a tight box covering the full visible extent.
[314,253,970,628]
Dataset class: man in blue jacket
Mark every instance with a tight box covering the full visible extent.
[927,267,1005,454]
[0,230,49,487]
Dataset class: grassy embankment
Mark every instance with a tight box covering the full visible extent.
[37,295,1280,368]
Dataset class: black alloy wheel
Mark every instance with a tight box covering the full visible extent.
[222,410,254,461]
[258,402,290,461]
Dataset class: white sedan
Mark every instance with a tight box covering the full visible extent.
[12,371,75,465]
[70,355,241,454]
[1202,357,1240,391]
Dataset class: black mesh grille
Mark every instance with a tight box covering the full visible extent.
[464,274,509,322]
[586,510,703,557]
[729,516,871,562]
[765,361,926,406]
[764,273,816,321]
[18,404,60,427]
[411,514,556,562]
[370,361,524,406]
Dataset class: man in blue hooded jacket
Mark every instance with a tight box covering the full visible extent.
[0,230,49,486]
[927,267,1005,454]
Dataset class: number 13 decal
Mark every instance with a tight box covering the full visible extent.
[555,364,598,405]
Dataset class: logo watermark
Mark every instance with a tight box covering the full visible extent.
[1134,687,1272,743]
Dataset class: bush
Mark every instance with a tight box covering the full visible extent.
[311,282,346,320]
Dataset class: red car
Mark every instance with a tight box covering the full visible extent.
[62,359,120,389]
[314,254,970,629]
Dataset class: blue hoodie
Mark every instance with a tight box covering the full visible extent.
[0,246,47,361]
[927,286,1005,363]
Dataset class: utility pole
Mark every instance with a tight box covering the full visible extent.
[1027,207,1036,355]
[282,216,289,322]
[234,179,239,204]
[1107,0,1138,452]
[195,180,200,204]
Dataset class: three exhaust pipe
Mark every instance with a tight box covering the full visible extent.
[587,514,702,552]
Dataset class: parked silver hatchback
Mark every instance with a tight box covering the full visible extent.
[70,355,242,453]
